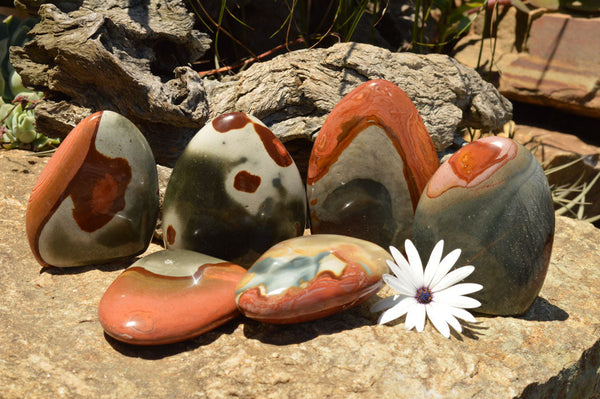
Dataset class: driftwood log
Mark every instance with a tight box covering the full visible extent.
[11,0,211,165]
[204,42,512,151]
[11,2,512,166]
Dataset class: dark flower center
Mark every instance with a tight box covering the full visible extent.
[415,287,433,304]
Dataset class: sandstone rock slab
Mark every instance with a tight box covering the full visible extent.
[515,126,600,166]
[498,13,600,119]
[0,149,599,398]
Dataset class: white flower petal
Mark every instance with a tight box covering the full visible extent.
[370,294,402,313]
[423,240,444,287]
[375,240,482,336]
[432,266,477,292]
[389,246,411,271]
[377,297,417,325]
[386,260,420,292]
[448,306,477,323]
[387,260,422,293]
[445,313,463,334]
[435,282,483,297]
[385,259,403,278]
[404,240,424,281]
[405,302,426,332]
[426,303,450,338]
[429,248,461,288]
[434,291,482,309]
[382,274,415,297]
[430,302,465,333]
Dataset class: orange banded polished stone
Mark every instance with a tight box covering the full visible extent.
[413,137,555,315]
[25,111,159,268]
[235,235,392,324]
[98,249,247,345]
[307,79,439,249]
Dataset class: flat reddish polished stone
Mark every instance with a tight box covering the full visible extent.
[307,79,439,249]
[98,249,247,345]
[235,235,392,324]
[162,112,306,267]
[413,136,555,315]
[25,111,159,267]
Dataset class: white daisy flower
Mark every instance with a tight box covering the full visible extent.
[371,239,483,338]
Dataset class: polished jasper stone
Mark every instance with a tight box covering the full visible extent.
[162,112,306,267]
[25,111,159,268]
[98,249,247,345]
[235,234,392,324]
[413,136,555,315]
[307,79,439,249]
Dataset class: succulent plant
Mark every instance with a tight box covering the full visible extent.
[0,92,60,150]
[0,15,60,151]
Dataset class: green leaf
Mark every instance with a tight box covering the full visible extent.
[343,1,370,41]
[226,6,254,30]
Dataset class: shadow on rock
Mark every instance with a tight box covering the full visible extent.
[516,296,569,322]
[40,256,141,275]
[104,318,242,359]
[242,307,374,345]
[455,321,488,341]
[374,311,488,341]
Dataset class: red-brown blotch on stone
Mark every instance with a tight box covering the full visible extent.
[25,111,159,268]
[162,112,306,268]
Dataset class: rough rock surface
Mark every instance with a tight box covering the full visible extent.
[10,0,211,165]
[205,42,513,153]
[1,149,599,398]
